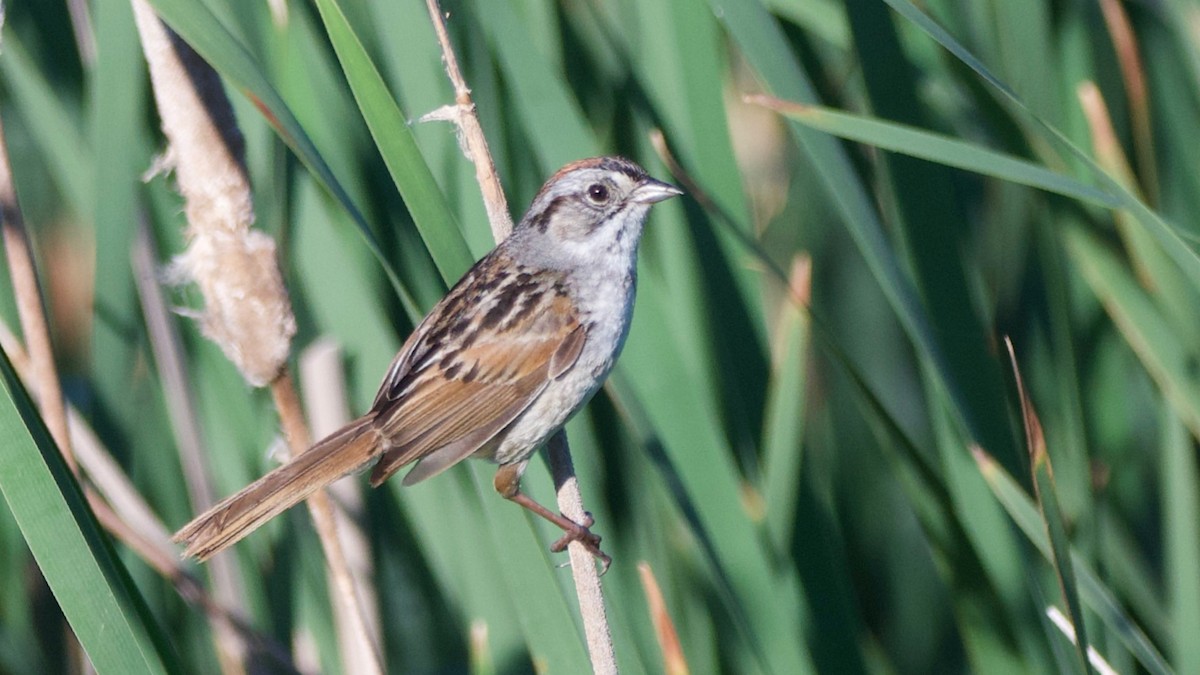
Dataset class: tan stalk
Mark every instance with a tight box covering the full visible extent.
[130,1,380,672]
[298,340,382,674]
[0,115,75,473]
[0,98,94,675]
[269,373,383,675]
[131,220,249,674]
[422,1,616,672]
[1098,0,1157,205]
[0,320,298,672]
[637,562,689,675]
[65,0,97,67]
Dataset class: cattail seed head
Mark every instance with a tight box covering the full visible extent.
[165,229,295,387]
[134,0,296,387]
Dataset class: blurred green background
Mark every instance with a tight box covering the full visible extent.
[0,0,1197,672]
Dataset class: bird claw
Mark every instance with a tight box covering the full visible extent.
[549,512,611,574]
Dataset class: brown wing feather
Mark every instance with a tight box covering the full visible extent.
[174,414,380,560]
[367,278,584,485]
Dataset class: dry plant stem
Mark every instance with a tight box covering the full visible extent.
[132,221,249,675]
[0,127,87,675]
[0,321,296,673]
[66,0,97,67]
[0,115,76,473]
[270,373,383,675]
[132,0,295,388]
[422,3,615,672]
[131,2,374,670]
[1098,0,1157,204]
[637,562,689,675]
[299,342,382,675]
[423,0,513,236]
[548,432,616,674]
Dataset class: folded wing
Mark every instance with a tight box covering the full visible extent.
[369,286,586,486]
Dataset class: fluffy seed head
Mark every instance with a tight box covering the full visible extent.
[135,1,296,387]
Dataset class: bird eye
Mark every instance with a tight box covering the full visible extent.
[586,183,610,203]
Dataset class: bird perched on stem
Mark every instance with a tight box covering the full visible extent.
[174,156,681,569]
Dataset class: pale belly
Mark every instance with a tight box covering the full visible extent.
[491,279,633,465]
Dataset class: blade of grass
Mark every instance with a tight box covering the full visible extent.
[847,0,1023,489]
[991,0,1060,122]
[1007,339,1092,673]
[311,0,474,281]
[974,448,1171,674]
[1075,81,1200,347]
[622,0,770,470]
[0,34,92,219]
[883,0,1200,293]
[472,0,595,168]
[747,97,1118,209]
[364,0,499,259]
[88,0,153,455]
[1162,409,1200,673]
[614,277,817,675]
[760,257,810,551]
[838,354,1024,669]
[763,0,850,49]
[712,0,1022,477]
[1065,227,1200,443]
[0,349,172,674]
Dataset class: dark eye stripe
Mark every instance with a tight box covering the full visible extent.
[528,196,566,233]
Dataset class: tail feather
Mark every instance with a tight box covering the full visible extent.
[174,414,380,560]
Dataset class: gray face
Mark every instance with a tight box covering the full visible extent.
[523,169,644,243]
[508,157,681,269]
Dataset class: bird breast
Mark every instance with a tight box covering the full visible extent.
[491,269,636,465]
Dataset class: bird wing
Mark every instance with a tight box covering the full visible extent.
[368,278,586,486]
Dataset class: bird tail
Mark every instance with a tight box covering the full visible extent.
[174,414,380,561]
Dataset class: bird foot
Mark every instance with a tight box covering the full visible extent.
[549,512,611,573]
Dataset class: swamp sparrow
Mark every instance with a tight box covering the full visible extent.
[174,157,681,566]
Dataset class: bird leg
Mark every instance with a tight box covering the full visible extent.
[494,463,611,571]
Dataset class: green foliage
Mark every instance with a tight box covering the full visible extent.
[1,0,1197,672]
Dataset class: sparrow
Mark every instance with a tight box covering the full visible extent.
[173,156,681,567]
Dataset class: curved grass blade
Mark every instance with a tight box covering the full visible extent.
[883,0,1200,293]
[1162,414,1200,674]
[709,0,1018,477]
[847,0,1020,487]
[311,0,474,282]
[599,0,770,473]
[748,97,1119,209]
[88,0,153,449]
[1007,339,1092,673]
[0,351,172,674]
[974,447,1171,675]
[760,258,810,551]
[1065,227,1200,442]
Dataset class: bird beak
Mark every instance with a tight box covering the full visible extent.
[631,178,684,204]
